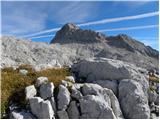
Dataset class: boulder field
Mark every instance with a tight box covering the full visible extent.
[9,58,159,119]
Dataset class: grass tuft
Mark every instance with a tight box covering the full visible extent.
[1,65,71,118]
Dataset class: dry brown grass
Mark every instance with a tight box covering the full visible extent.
[1,65,71,118]
[149,75,159,83]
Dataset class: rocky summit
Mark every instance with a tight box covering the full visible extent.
[1,23,158,70]
[1,23,159,119]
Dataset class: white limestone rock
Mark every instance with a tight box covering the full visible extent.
[49,97,57,113]
[40,82,54,99]
[92,80,118,95]
[79,95,116,119]
[118,79,150,119]
[36,77,48,87]
[29,97,54,119]
[57,85,70,110]
[71,86,83,100]
[57,110,69,119]
[25,85,37,100]
[65,76,75,83]
[67,101,80,119]
[10,110,35,119]
[19,69,28,75]
[104,88,124,118]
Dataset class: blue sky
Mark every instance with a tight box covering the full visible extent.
[1,0,159,50]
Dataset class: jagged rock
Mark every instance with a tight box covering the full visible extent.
[57,85,70,110]
[36,77,48,87]
[29,97,54,119]
[49,97,57,113]
[10,110,35,119]
[57,110,69,119]
[104,88,124,118]
[25,85,37,100]
[19,69,28,75]
[67,101,80,119]
[148,90,158,103]
[79,95,116,119]
[40,82,54,99]
[92,80,118,95]
[65,76,75,83]
[119,79,150,119]
[71,85,83,100]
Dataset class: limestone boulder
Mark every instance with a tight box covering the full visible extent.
[36,77,48,87]
[79,95,116,119]
[67,101,80,119]
[25,85,37,100]
[57,85,70,110]
[118,79,150,119]
[29,97,54,119]
[40,82,54,99]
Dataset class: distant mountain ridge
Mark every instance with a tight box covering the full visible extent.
[51,23,158,59]
[1,23,159,70]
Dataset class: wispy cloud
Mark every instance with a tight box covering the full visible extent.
[22,28,60,38]
[78,11,158,26]
[21,11,158,38]
[2,2,47,36]
[51,2,96,24]
[97,25,158,32]
[29,34,55,39]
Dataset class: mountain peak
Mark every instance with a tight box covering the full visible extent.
[50,23,106,44]
[61,23,79,31]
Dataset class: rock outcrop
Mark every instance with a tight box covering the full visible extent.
[1,23,158,70]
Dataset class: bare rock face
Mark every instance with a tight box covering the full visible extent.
[1,22,158,70]
[51,23,106,44]
[118,79,150,119]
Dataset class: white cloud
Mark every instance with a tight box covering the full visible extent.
[50,2,98,24]
[21,11,159,38]
[2,2,47,36]
[97,25,158,32]
[29,34,55,39]
[78,11,158,26]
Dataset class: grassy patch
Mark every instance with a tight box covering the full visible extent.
[1,65,71,118]
[149,75,159,83]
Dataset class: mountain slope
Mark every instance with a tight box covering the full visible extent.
[1,23,159,70]
[50,23,159,69]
